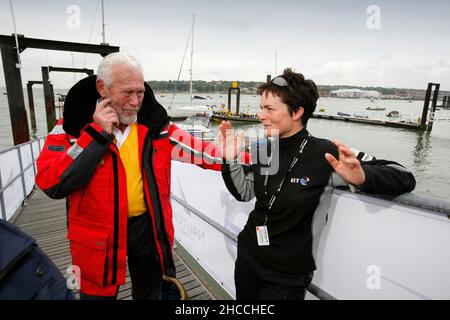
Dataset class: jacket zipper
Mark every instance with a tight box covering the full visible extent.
[143,134,175,277]
[111,151,119,285]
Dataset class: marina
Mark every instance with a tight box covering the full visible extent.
[1,0,450,302]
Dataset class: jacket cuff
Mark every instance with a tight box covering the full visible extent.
[356,165,373,193]
[83,123,114,146]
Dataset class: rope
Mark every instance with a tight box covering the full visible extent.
[169,23,193,110]
[8,0,22,68]
[82,0,100,68]
[71,53,77,84]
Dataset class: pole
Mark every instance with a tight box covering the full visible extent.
[42,66,56,133]
[427,83,440,131]
[101,0,106,43]
[189,14,195,107]
[420,83,432,130]
[26,83,37,130]
[9,0,22,68]
[275,51,277,76]
[1,44,29,144]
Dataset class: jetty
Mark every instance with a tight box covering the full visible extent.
[9,189,219,300]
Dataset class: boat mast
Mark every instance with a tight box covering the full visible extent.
[9,0,22,68]
[101,0,106,43]
[190,14,195,107]
[274,51,277,76]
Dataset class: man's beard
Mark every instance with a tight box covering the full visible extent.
[118,112,138,125]
[110,100,140,125]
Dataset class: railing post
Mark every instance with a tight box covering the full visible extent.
[17,147,27,201]
[30,141,36,177]
[0,171,6,220]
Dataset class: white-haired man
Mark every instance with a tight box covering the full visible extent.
[36,53,222,300]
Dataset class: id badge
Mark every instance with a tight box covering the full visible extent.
[256,226,270,246]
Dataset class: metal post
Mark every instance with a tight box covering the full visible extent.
[17,148,27,201]
[0,43,30,145]
[36,138,42,174]
[26,82,37,129]
[30,141,36,177]
[227,88,232,112]
[42,66,56,133]
[266,74,271,83]
[420,83,433,130]
[427,83,440,131]
[236,88,240,114]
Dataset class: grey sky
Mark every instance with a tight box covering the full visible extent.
[1,0,449,90]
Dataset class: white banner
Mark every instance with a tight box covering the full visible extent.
[171,161,450,300]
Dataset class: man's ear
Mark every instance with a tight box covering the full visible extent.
[292,107,304,121]
[96,79,107,98]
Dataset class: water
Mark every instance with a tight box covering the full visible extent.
[1,89,449,201]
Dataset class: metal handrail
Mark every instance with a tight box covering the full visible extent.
[0,136,46,156]
[170,192,337,300]
[171,194,238,242]
[0,137,45,221]
[333,188,450,216]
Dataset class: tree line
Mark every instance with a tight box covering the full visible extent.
[145,80,446,98]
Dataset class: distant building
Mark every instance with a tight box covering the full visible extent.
[330,89,381,99]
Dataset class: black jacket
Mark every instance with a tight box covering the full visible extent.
[222,128,416,274]
[0,219,74,299]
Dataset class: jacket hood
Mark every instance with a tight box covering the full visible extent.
[62,75,169,138]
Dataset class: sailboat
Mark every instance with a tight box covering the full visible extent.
[169,15,212,115]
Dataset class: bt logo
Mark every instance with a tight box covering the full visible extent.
[290,177,310,186]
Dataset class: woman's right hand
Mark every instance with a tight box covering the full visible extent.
[216,121,244,162]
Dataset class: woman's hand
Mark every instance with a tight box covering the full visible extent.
[325,140,366,187]
[216,121,244,162]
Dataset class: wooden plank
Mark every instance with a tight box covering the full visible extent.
[191,292,213,300]
[11,189,216,300]
[183,279,201,291]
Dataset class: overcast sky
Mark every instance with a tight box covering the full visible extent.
[1,0,449,90]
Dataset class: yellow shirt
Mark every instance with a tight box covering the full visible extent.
[116,123,146,218]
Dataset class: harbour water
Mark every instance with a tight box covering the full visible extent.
[1,89,449,201]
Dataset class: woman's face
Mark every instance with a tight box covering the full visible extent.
[258,91,304,138]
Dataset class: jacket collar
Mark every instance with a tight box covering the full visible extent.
[62,75,170,138]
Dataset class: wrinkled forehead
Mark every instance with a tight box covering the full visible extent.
[109,64,144,88]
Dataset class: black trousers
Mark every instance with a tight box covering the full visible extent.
[234,241,313,300]
[80,212,162,300]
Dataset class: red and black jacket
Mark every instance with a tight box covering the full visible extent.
[35,75,221,296]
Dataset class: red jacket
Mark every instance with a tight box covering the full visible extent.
[35,76,221,296]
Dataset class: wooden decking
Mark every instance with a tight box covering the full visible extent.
[13,189,214,300]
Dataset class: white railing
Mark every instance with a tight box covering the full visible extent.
[0,137,46,221]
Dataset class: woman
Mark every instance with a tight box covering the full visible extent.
[217,68,416,300]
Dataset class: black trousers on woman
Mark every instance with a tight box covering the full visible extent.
[234,241,313,300]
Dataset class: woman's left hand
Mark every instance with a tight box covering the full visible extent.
[325,140,366,187]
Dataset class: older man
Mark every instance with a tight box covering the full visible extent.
[36,53,221,300]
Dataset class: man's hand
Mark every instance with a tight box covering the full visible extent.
[325,140,366,187]
[92,98,118,134]
[216,121,244,162]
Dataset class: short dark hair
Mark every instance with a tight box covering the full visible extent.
[257,68,319,126]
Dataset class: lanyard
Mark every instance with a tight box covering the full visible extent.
[263,136,309,225]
